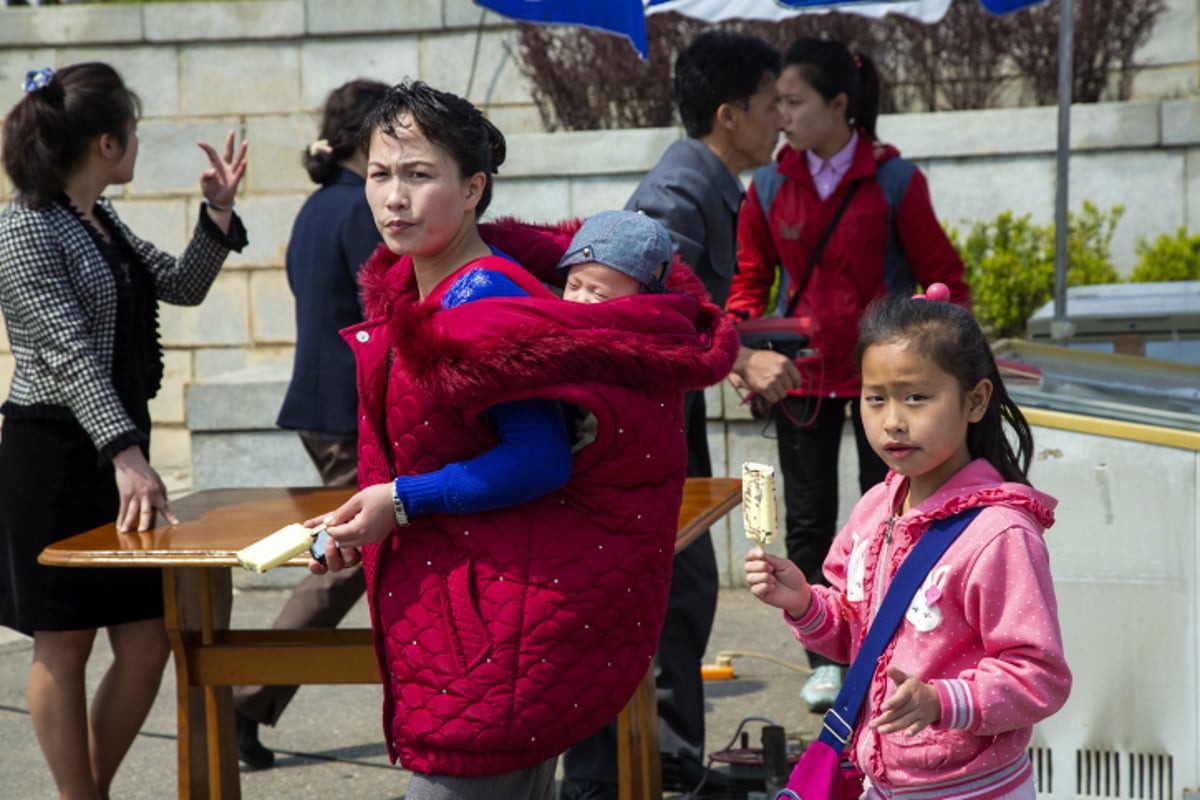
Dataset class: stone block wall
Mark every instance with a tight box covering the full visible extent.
[1,0,1199,511]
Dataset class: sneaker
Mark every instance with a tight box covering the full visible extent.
[801,664,845,713]
[234,711,275,769]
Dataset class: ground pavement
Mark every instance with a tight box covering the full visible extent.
[0,582,822,799]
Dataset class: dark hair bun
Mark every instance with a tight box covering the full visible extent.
[483,117,506,172]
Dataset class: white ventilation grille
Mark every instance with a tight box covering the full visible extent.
[1071,749,1174,799]
[1078,749,1121,797]
[1126,752,1173,800]
[1030,746,1054,795]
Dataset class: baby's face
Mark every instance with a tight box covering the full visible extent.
[563,262,641,304]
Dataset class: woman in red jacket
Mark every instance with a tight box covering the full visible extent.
[304,80,737,800]
[726,38,968,713]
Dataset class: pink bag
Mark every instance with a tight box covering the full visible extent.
[775,738,864,800]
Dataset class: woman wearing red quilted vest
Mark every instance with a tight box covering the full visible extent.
[303,80,739,800]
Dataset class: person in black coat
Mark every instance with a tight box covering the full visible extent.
[232,78,388,769]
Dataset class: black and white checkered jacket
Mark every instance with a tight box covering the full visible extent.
[0,197,238,459]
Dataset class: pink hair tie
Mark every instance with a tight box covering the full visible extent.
[913,282,950,301]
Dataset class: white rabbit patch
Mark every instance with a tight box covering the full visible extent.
[845,533,870,603]
[906,565,951,632]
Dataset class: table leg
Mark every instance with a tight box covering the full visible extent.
[616,664,662,800]
[164,567,238,799]
[162,568,190,799]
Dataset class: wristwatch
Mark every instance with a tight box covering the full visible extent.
[392,480,410,527]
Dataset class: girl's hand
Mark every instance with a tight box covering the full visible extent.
[197,129,248,209]
[744,546,812,618]
[303,483,395,573]
[112,446,180,532]
[869,667,940,736]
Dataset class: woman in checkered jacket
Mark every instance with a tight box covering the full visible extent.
[0,62,248,798]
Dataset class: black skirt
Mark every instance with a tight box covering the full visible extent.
[0,416,163,635]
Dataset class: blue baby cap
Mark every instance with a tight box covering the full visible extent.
[557,210,673,293]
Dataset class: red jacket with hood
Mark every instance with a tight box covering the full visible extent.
[727,133,968,399]
[343,218,739,777]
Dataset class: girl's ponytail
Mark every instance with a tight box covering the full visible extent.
[852,51,881,142]
[1,62,140,209]
[2,75,69,209]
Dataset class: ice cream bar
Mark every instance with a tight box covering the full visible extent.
[236,523,323,573]
[742,462,778,546]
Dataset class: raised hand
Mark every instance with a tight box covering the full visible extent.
[744,545,812,618]
[197,129,248,208]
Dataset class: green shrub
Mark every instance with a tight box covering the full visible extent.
[1129,227,1200,282]
[950,201,1122,339]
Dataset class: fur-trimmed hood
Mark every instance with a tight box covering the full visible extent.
[358,215,718,317]
[356,216,739,409]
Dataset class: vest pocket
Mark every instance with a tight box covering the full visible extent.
[439,557,492,675]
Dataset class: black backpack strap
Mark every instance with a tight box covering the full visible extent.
[754,162,786,218]
[875,157,918,295]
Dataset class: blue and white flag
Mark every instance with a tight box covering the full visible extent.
[646,0,952,23]
[476,0,1048,58]
[475,0,649,55]
[645,0,1045,24]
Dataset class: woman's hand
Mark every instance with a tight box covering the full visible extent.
[731,347,802,406]
[744,545,812,618]
[197,129,248,212]
[869,667,941,736]
[304,483,396,573]
[112,446,179,532]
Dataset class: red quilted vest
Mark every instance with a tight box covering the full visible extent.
[344,220,738,777]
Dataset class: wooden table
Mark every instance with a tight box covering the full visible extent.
[39,477,742,800]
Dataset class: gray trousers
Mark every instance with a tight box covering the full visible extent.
[405,758,558,800]
[232,432,364,726]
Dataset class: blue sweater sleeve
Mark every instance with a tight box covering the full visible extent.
[395,399,572,515]
[391,264,573,516]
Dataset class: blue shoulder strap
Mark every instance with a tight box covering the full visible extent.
[816,506,983,750]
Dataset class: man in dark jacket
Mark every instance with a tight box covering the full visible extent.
[562,31,801,799]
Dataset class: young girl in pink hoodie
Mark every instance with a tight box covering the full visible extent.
[746,287,1071,800]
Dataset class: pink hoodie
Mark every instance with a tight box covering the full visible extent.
[787,459,1071,800]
